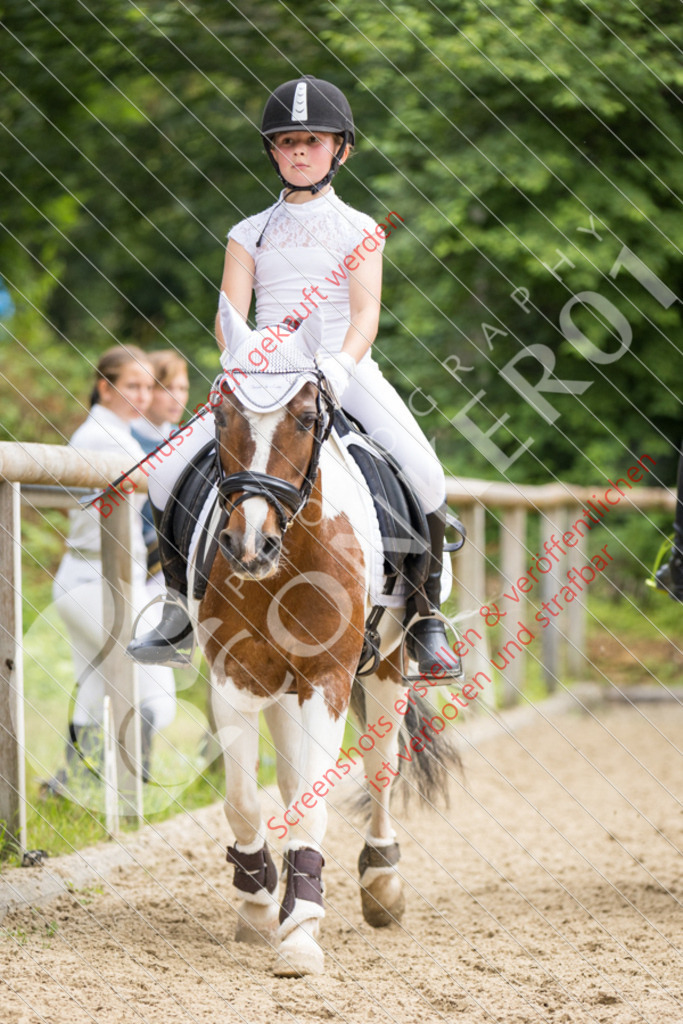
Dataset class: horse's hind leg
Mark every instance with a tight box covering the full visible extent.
[212,688,279,945]
[358,658,407,928]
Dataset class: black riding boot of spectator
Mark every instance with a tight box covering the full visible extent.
[656,445,683,602]
[656,549,683,601]
[42,722,103,797]
[126,502,194,666]
[405,502,462,678]
[140,706,155,783]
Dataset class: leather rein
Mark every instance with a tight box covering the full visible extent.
[214,371,336,534]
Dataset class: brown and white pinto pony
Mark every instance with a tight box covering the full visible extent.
[189,300,455,976]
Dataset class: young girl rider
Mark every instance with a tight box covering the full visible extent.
[128,76,458,678]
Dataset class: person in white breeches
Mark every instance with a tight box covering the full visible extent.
[47,346,176,794]
[129,76,457,678]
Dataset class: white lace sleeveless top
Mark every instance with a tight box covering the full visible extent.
[228,188,385,356]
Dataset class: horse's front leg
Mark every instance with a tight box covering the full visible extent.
[212,683,279,945]
[358,651,407,928]
[263,693,304,809]
[274,683,349,977]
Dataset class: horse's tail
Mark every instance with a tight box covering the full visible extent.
[349,679,461,817]
[397,695,462,806]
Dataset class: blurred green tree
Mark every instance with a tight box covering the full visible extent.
[1,0,681,486]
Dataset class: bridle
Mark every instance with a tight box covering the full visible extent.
[215,370,336,534]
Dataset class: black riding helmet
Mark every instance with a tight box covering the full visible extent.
[261,77,354,194]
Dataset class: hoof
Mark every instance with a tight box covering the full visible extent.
[361,873,405,928]
[273,948,324,977]
[234,900,279,945]
[234,919,276,946]
[274,920,324,977]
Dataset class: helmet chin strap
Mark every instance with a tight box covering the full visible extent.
[266,134,349,194]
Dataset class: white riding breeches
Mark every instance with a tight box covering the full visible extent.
[342,360,445,514]
[146,359,445,515]
[53,554,176,731]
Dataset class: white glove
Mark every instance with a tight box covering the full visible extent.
[316,351,356,405]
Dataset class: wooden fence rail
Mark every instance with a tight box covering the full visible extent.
[0,442,149,854]
[0,442,676,854]
[446,472,675,706]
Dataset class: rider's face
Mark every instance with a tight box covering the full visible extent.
[270,131,347,190]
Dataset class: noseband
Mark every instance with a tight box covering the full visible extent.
[215,372,335,534]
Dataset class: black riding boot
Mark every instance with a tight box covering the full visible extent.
[656,549,683,601]
[656,519,683,602]
[405,502,462,678]
[657,448,683,602]
[126,501,194,667]
[140,706,155,783]
[41,723,103,797]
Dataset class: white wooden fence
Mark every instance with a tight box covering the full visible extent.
[0,442,150,854]
[0,441,675,854]
[446,475,675,706]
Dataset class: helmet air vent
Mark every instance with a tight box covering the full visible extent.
[292,82,308,121]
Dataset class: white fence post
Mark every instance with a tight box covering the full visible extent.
[99,498,143,825]
[499,507,528,707]
[457,502,495,709]
[102,695,119,836]
[0,481,26,854]
[566,518,589,677]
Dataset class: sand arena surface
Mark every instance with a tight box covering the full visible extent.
[1,698,682,1023]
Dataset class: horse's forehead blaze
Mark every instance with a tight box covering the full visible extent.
[244,408,285,473]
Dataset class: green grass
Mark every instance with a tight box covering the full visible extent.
[583,582,683,688]
[2,504,354,864]
[1,589,273,866]
[447,563,683,705]
[589,586,683,642]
